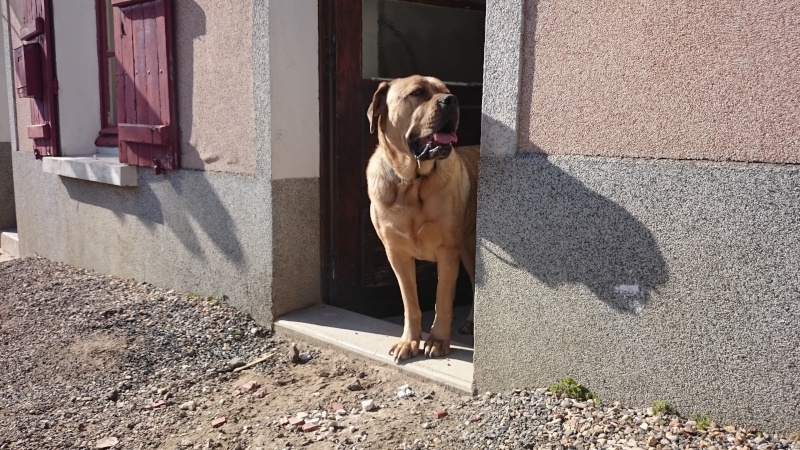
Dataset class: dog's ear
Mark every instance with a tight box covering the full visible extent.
[367,81,390,134]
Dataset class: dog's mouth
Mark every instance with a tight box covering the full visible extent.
[410,126,459,161]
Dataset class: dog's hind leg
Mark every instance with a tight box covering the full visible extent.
[458,244,475,335]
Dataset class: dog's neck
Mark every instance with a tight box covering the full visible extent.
[380,135,437,185]
[384,154,436,185]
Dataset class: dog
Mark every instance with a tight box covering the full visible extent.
[366,75,479,362]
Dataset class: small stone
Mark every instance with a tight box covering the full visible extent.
[336,409,347,416]
[227,357,245,371]
[289,343,301,364]
[242,381,261,392]
[724,425,737,433]
[179,401,196,411]
[560,399,571,408]
[434,410,448,419]
[278,417,290,426]
[349,425,358,433]
[422,422,432,429]
[302,423,319,432]
[106,390,119,402]
[640,422,650,431]
[211,417,226,428]
[95,436,119,449]
[361,399,377,411]
[346,378,364,391]
[288,417,305,426]
[296,412,309,419]
[331,402,344,412]
[646,436,658,447]
[299,352,312,363]
[665,432,679,442]
[179,439,192,448]
[149,400,166,409]
[253,389,267,398]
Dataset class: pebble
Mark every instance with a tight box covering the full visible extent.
[361,399,377,412]
[179,401,196,411]
[347,378,364,391]
[95,436,118,449]
[211,417,226,428]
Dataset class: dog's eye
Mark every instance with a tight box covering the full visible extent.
[409,88,424,97]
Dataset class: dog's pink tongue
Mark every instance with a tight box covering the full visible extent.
[434,131,458,144]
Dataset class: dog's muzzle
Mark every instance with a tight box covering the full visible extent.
[410,94,459,162]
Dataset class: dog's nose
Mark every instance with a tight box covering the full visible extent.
[438,94,457,108]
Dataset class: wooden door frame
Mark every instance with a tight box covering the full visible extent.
[318,0,485,308]
[318,0,334,305]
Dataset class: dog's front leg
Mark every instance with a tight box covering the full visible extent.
[425,250,459,357]
[386,251,422,363]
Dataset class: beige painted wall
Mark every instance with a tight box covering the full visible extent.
[53,0,102,155]
[176,0,256,173]
[518,1,800,163]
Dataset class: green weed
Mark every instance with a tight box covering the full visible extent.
[549,377,600,403]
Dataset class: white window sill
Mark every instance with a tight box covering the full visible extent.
[42,154,137,186]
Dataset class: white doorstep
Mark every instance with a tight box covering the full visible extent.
[1,230,19,259]
[274,304,474,393]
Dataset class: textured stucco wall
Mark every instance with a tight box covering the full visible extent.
[518,1,800,163]
[476,0,800,433]
[11,151,274,322]
[474,155,800,432]
[271,177,320,317]
[176,0,256,173]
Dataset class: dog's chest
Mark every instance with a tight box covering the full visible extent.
[372,184,462,261]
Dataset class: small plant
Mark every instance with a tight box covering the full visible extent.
[186,292,199,299]
[652,400,677,416]
[693,412,712,431]
[549,377,600,403]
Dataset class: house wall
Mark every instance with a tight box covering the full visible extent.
[517,1,800,164]
[3,0,320,324]
[476,0,800,433]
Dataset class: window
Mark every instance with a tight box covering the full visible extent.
[95,0,118,147]
[109,0,179,172]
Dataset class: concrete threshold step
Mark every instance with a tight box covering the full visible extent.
[1,230,19,258]
[274,304,474,393]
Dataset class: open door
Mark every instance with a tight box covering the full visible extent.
[321,0,485,317]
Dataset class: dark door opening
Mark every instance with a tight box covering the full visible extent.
[321,0,485,319]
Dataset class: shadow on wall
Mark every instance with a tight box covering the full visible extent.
[474,0,668,313]
[477,116,669,314]
[61,171,245,266]
[176,0,208,168]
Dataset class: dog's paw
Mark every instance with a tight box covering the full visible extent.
[458,319,474,335]
[424,336,451,358]
[389,339,420,363]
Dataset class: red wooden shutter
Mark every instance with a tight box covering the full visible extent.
[112,0,178,172]
[15,0,58,158]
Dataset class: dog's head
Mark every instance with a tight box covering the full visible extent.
[367,75,459,162]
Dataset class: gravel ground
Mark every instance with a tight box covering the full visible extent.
[1,257,798,450]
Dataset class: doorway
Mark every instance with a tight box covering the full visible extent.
[320,0,485,319]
